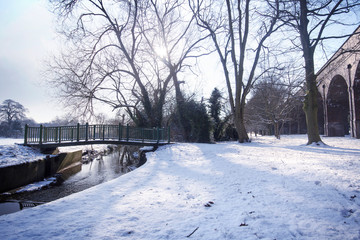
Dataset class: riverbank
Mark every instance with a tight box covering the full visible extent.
[0,138,46,167]
[0,138,112,168]
[0,141,142,214]
[0,135,360,239]
[0,138,115,194]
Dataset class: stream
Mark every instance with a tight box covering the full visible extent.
[0,145,147,216]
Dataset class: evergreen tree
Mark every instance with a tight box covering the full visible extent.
[209,88,223,141]
[173,99,211,143]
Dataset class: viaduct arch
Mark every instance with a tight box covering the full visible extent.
[317,26,360,138]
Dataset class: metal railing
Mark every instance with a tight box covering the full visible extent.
[24,123,170,145]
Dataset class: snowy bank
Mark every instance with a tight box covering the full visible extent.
[0,138,113,168]
[0,135,359,239]
[0,138,46,168]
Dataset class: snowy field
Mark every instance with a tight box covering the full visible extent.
[0,135,360,239]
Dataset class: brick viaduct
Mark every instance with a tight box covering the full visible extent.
[317,25,360,138]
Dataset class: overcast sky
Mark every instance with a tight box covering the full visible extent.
[0,0,63,123]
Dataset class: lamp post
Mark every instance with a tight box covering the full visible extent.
[347,64,354,137]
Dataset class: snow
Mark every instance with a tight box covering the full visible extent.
[0,137,115,168]
[0,138,46,167]
[0,135,360,239]
[140,146,155,151]
[14,177,57,193]
[57,144,114,154]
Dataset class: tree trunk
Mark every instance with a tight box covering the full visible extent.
[171,67,190,141]
[234,103,249,143]
[299,0,323,145]
[303,75,322,144]
[274,122,280,139]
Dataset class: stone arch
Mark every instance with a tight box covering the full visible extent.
[354,61,360,138]
[327,75,349,136]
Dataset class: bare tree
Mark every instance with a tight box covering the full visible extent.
[49,0,211,134]
[0,99,27,137]
[191,0,283,142]
[0,99,27,126]
[49,0,176,127]
[281,0,360,144]
[140,0,211,140]
[246,77,298,139]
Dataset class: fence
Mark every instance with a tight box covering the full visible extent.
[24,123,170,145]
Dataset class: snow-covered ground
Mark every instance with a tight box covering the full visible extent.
[0,135,360,239]
[0,138,46,167]
[0,138,113,168]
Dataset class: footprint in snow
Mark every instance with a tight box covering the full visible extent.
[341,209,355,218]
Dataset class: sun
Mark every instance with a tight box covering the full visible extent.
[154,45,168,58]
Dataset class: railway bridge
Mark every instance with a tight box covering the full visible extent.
[317,26,360,138]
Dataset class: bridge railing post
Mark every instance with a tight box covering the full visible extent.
[93,125,96,140]
[102,125,105,140]
[39,125,43,145]
[24,124,28,145]
[59,127,62,143]
[77,123,80,142]
[85,123,89,142]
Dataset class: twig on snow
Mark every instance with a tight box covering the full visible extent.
[186,227,199,238]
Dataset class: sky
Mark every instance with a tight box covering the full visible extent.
[0,0,63,123]
[0,0,358,124]
[0,0,223,123]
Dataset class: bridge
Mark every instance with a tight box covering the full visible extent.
[24,123,171,151]
[316,25,360,138]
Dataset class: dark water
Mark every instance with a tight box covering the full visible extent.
[0,146,143,216]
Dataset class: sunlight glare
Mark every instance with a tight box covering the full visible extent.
[155,45,167,58]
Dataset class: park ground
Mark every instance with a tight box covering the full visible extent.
[0,135,360,239]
